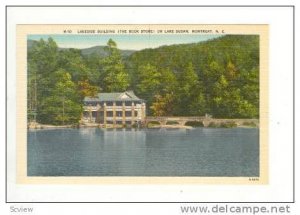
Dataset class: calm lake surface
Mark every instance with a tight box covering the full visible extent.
[28,128,259,176]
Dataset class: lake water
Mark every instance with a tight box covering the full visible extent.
[28,128,259,176]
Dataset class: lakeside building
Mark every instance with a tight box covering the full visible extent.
[82,91,146,126]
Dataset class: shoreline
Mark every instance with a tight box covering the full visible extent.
[148,125,194,129]
[28,122,258,130]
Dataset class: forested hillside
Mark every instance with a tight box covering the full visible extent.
[128,35,259,118]
[28,35,259,125]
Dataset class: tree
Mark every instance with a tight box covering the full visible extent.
[241,67,259,116]
[38,69,82,125]
[28,38,58,77]
[137,63,161,94]
[127,35,259,118]
[150,93,175,116]
[179,63,199,93]
[28,38,59,122]
[83,53,103,86]
[150,68,178,116]
[135,63,162,114]
[100,39,129,92]
[27,59,38,121]
[175,62,206,116]
[225,60,238,81]
[28,35,260,120]
[57,48,92,82]
[160,68,178,94]
[77,79,99,99]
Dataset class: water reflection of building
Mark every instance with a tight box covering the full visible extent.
[82,91,146,126]
[102,128,146,146]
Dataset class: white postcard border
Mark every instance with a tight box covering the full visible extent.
[7,6,294,202]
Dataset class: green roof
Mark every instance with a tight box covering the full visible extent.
[84,91,144,102]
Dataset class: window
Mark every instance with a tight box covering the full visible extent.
[106,101,113,106]
[125,101,132,106]
[92,111,97,117]
[106,111,113,117]
[116,111,122,117]
[116,101,123,106]
[125,111,132,117]
[83,111,89,117]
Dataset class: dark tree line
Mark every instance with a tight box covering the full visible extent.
[28,35,259,125]
[128,35,259,118]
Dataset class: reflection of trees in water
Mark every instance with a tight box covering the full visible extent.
[28,128,259,176]
[102,128,146,145]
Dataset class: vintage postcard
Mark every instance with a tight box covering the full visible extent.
[16,24,268,184]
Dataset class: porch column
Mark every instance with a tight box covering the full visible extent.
[89,106,92,122]
[122,101,126,125]
[131,102,135,125]
[113,101,116,126]
[103,102,107,126]
[141,102,146,121]
[96,104,100,123]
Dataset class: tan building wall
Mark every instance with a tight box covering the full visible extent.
[82,101,146,126]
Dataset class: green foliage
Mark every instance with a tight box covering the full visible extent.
[166,121,179,125]
[150,93,175,116]
[100,39,129,92]
[242,121,257,127]
[128,35,259,118]
[77,79,99,99]
[28,38,58,76]
[136,64,178,115]
[28,38,59,122]
[28,38,82,125]
[57,48,92,82]
[137,64,161,95]
[185,121,204,127]
[147,121,161,128]
[28,35,259,124]
[219,122,237,128]
[207,121,237,128]
[207,122,219,128]
[175,62,206,116]
[37,69,82,125]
